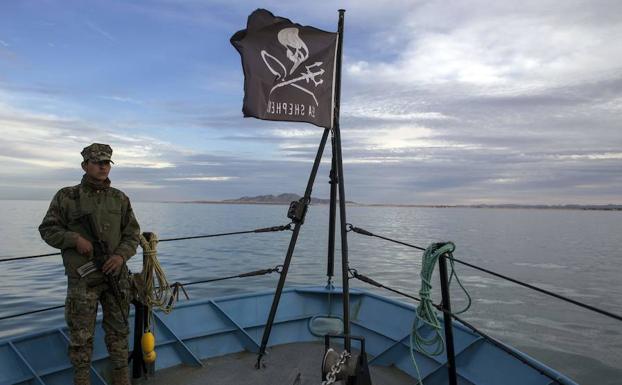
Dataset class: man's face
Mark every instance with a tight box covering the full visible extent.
[83,160,111,181]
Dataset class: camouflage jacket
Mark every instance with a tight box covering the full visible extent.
[39,176,140,279]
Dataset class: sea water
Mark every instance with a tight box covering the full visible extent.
[0,200,620,384]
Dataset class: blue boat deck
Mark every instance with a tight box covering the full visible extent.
[0,287,578,385]
[139,341,412,385]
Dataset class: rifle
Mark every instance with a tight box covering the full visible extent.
[75,213,128,324]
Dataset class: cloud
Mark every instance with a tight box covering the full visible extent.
[164,176,238,181]
[99,95,145,105]
[345,0,622,93]
[117,181,165,189]
[84,20,116,42]
[0,0,620,205]
[553,153,622,161]
[344,110,450,122]
[0,101,185,171]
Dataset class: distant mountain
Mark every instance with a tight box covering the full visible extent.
[222,193,354,205]
[182,196,619,210]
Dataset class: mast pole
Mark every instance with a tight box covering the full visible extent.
[439,254,459,385]
[327,132,337,285]
[333,9,351,352]
[256,9,348,366]
[255,128,331,368]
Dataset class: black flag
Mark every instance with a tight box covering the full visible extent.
[231,9,338,129]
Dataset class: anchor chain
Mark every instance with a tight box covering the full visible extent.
[321,350,351,385]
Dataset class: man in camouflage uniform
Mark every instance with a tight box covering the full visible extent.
[39,143,140,385]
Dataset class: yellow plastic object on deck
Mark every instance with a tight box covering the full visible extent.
[141,331,155,353]
[143,350,157,364]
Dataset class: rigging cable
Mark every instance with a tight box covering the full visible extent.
[0,265,282,322]
[346,223,622,323]
[0,223,293,263]
[349,268,565,385]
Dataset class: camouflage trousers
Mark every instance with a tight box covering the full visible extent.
[65,270,130,382]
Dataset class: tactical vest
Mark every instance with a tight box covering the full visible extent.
[62,184,128,281]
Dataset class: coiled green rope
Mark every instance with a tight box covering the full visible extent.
[410,242,471,384]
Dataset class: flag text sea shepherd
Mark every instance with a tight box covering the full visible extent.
[231,9,338,129]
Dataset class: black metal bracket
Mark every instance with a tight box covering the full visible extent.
[287,198,309,224]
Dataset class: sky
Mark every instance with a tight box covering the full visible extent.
[0,0,620,205]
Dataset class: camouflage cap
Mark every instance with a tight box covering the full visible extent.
[81,143,114,163]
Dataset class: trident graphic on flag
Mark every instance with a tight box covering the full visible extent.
[260,28,325,106]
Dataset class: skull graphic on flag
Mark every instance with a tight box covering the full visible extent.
[231,9,338,129]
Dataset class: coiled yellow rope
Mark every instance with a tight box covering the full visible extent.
[139,232,185,319]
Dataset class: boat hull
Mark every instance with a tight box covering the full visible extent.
[0,287,578,385]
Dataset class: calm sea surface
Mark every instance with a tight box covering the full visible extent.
[0,200,620,384]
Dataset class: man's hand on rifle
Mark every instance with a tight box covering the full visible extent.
[76,235,93,256]
[102,255,124,275]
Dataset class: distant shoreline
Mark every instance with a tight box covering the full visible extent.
[1,198,619,210]
[167,200,622,211]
